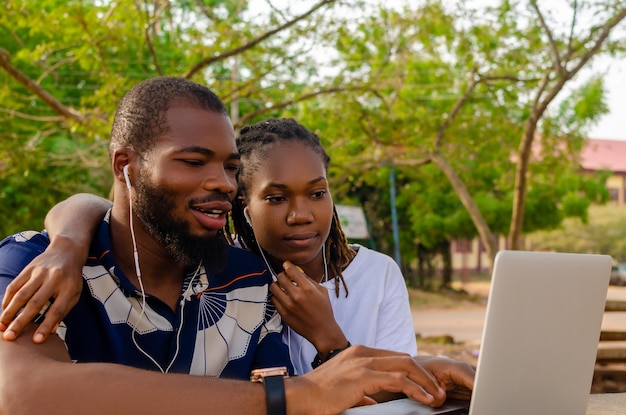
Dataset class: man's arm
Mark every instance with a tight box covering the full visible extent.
[0,193,111,342]
[416,355,475,400]
[0,326,446,415]
[0,323,269,415]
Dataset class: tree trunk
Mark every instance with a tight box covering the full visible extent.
[430,152,499,265]
[508,118,537,250]
[416,242,433,290]
[439,240,453,289]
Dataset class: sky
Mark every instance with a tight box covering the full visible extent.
[586,59,626,141]
[466,0,626,142]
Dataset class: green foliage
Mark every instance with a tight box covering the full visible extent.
[296,0,623,273]
[527,204,626,262]
[545,77,609,137]
[0,0,344,237]
[0,0,623,284]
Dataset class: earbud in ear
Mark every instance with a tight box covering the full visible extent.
[123,165,132,189]
[243,208,252,227]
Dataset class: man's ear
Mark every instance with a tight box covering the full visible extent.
[112,151,133,186]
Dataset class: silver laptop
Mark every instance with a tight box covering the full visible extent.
[342,250,612,415]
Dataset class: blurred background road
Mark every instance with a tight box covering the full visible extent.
[413,283,626,346]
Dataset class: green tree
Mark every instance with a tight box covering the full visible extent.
[0,0,622,291]
[0,0,342,236]
[294,0,621,281]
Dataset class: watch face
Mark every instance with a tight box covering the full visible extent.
[250,366,289,382]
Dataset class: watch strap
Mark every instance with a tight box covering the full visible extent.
[263,374,286,415]
[311,341,352,369]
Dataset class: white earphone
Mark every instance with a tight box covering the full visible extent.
[123,164,132,189]
[243,207,252,227]
[120,159,191,373]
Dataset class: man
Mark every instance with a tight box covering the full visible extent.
[0,77,456,414]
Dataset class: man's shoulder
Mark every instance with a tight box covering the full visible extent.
[0,231,50,290]
[0,230,49,247]
[225,245,265,265]
[0,231,50,266]
[211,245,270,288]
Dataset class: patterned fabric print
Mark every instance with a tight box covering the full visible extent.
[14,231,41,244]
[259,296,281,344]
[79,252,272,376]
[81,264,173,335]
[191,282,268,376]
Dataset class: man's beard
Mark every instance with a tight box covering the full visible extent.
[133,176,229,274]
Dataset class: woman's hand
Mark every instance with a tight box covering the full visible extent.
[270,261,349,357]
[1,235,85,343]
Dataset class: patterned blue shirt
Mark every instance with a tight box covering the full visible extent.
[0,213,292,379]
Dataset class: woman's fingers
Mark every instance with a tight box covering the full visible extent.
[1,277,44,333]
[32,289,80,343]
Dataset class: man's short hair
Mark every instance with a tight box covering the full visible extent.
[109,77,228,157]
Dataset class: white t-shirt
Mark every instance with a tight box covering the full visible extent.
[283,244,417,375]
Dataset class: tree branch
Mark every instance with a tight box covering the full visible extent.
[193,0,218,22]
[429,151,498,262]
[434,68,480,149]
[566,0,579,57]
[562,6,626,64]
[0,107,65,122]
[183,0,336,79]
[0,49,85,124]
[508,5,626,250]
[234,85,363,128]
[564,6,626,82]
[36,58,75,85]
[534,5,626,123]
[357,109,381,144]
[391,156,433,168]
[136,0,169,76]
[481,74,531,83]
[531,0,563,73]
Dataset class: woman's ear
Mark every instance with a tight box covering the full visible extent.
[243,207,252,227]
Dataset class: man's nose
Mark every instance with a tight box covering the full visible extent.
[201,168,237,196]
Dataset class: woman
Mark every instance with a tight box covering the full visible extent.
[230,118,416,373]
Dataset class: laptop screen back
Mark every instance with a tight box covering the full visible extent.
[468,250,611,415]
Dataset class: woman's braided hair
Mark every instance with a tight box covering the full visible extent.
[230,118,354,297]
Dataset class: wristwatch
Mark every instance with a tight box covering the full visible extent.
[311,341,352,369]
[250,366,289,415]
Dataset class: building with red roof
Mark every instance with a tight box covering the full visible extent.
[580,139,626,205]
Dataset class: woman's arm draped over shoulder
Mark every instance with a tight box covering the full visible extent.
[0,193,112,342]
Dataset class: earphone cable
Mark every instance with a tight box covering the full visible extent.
[127,187,202,373]
[255,239,278,282]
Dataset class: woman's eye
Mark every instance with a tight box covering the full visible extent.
[312,190,327,199]
[266,196,286,203]
[182,159,203,166]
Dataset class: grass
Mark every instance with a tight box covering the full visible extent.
[407,288,463,308]
[407,277,488,309]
